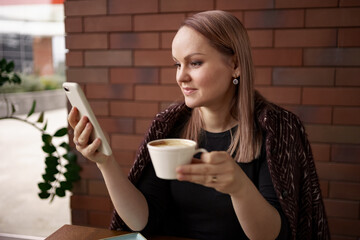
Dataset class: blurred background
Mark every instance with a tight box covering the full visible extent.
[1,0,360,239]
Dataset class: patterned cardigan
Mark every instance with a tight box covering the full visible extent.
[110,94,330,239]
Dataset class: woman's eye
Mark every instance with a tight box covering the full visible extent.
[174,63,181,69]
[190,61,202,67]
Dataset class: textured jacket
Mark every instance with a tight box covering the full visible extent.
[110,94,330,239]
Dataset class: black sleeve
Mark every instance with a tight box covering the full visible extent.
[259,158,291,240]
[136,162,171,236]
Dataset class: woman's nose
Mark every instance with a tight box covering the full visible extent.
[176,67,190,83]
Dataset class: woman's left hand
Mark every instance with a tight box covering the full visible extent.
[176,151,244,195]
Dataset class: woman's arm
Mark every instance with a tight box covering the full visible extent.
[68,107,148,231]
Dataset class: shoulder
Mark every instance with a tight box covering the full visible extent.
[154,102,191,123]
[255,92,304,135]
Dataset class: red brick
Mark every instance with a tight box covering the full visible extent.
[160,0,214,12]
[71,179,87,195]
[161,32,176,49]
[71,209,88,226]
[245,10,304,28]
[304,48,360,66]
[135,118,153,134]
[109,0,158,14]
[160,67,177,84]
[254,68,272,86]
[84,16,132,32]
[88,211,113,228]
[275,29,336,47]
[336,68,360,86]
[217,0,274,10]
[98,117,134,134]
[110,33,159,49]
[252,49,302,66]
[134,14,185,31]
[305,125,360,144]
[255,87,301,104]
[338,28,360,47]
[319,180,329,197]
[332,144,360,163]
[110,68,159,84]
[65,0,107,16]
[85,51,132,67]
[340,0,360,6]
[89,101,109,116]
[110,101,159,118]
[333,107,360,125]
[248,30,273,48]
[111,134,144,151]
[66,68,109,84]
[134,50,173,66]
[113,150,135,167]
[275,0,338,8]
[66,34,108,50]
[64,17,82,33]
[330,182,360,200]
[302,88,360,106]
[135,85,183,101]
[71,195,112,211]
[273,67,335,86]
[311,143,331,162]
[284,105,332,124]
[86,84,133,100]
[328,218,360,236]
[316,162,360,182]
[66,51,83,67]
[306,8,360,27]
[80,164,103,179]
[88,180,108,196]
[324,199,359,219]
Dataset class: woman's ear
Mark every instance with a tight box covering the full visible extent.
[231,55,241,77]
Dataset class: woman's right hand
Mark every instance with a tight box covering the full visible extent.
[67,107,111,164]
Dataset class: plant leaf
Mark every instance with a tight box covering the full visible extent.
[42,173,56,182]
[55,187,66,197]
[37,111,44,123]
[60,181,73,190]
[42,134,52,144]
[60,142,70,151]
[11,103,16,114]
[0,58,7,70]
[53,127,68,137]
[45,156,58,167]
[5,61,14,73]
[63,151,77,162]
[42,144,56,154]
[43,120,48,131]
[12,73,21,84]
[38,191,50,199]
[27,100,36,118]
[38,182,52,191]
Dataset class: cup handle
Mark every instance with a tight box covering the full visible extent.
[194,148,208,155]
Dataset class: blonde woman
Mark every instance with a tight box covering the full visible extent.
[68,10,329,240]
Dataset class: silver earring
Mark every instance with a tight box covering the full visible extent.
[233,77,239,85]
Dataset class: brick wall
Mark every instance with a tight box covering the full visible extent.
[64,0,360,239]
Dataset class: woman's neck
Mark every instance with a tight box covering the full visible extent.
[199,106,238,133]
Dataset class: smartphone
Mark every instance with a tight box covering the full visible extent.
[63,82,112,156]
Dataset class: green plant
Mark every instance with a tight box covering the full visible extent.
[0,58,80,202]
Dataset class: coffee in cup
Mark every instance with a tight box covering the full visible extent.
[147,138,207,180]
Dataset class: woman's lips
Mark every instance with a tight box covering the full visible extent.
[182,87,197,96]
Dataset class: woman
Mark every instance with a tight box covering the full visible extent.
[68,10,329,240]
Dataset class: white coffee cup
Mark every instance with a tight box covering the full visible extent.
[147,138,208,180]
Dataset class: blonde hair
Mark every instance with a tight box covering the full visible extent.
[180,10,262,163]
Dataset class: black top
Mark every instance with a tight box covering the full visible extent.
[138,128,290,240]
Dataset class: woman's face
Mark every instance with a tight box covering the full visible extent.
[172,26,237,110]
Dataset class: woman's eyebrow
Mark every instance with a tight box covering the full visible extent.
[172,53,205,61]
